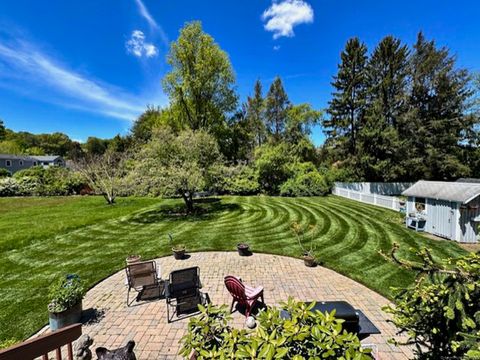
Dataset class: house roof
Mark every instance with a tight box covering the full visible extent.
[0,154,33,160]
[30,155,61,161]
[402,180,480,204]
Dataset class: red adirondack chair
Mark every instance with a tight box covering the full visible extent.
[224,276,264,317]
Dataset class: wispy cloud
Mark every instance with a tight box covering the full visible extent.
[126,30,158,58]
[262,0,314,39]
[134,0,169,47]
[273,45,281,51]
[0,31,162,121]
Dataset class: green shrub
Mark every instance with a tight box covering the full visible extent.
[280,162,330,197]
[0,168,11,178]
[180,298,371,359]
[383,247,480,359]
[254,143,294,195]
[223,164,260,195]
[48,274,85,313]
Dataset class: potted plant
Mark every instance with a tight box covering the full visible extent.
[169,233,186,260]
[237,243,250,256]
[48,274,85,331]
[126,254,141,265]
[291,222,317,267]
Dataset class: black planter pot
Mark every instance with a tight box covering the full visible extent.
[172,248,185,260]
[237,243,250,256]
[48,301,82,331]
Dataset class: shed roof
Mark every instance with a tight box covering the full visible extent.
[402,180,480,204]
[30,155,61,161]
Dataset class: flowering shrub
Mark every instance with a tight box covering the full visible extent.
[179,298,371,359]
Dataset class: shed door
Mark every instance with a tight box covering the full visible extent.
[431,200,455,239]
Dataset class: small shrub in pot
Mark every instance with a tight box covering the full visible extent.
[48,274,85,330]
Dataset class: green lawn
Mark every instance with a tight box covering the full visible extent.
[0,195,466,342]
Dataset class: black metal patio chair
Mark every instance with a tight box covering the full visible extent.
[165,266,207,323]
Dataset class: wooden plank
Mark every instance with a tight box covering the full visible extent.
[0,324,81,360]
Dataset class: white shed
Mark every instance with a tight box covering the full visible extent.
[402,180,480,243]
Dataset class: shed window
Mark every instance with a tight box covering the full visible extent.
[33,161,37,166]
[5,160,12,167]
[19,160,24,166]
[415,197,426,212]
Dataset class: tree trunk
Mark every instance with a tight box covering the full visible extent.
[103,193,115,205]
[182,192,194,214]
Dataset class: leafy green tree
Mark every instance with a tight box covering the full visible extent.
[130,106,176,143]
[0,119,5,141]
[325,38,368,158]
[359,36,409,181]
[383,245,480,359]
[84,137,109,156]
[285,104,321,162]
[163,21,237,133]
[264,77,290,141]
[134,128,222,213]
[245,79,266,146]
[404,32,474,180]
[254,142,294,194]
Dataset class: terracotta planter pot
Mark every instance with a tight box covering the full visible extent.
[126,255,141,265]
[48,301,82,331]
[303,255,316,267]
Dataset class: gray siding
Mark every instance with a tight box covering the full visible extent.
[0,158,37,174]
[460,197,480,243]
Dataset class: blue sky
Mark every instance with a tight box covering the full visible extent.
[0,0,479,145]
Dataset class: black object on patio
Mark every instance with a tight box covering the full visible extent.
[165,266,208,323]
[280,301,380,340]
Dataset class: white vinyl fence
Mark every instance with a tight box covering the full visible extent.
[334,182,413,196]
[333,187,402,211]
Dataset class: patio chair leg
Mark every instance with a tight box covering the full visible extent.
[126,288,131,307]
[167,301,170,323]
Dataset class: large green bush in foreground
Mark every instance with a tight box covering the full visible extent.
[180,298,371,359]
[384,246,480,359]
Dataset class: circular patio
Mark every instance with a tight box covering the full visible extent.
[46,252,412,359]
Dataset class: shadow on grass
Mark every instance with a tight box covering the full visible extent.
[128,199,241,224]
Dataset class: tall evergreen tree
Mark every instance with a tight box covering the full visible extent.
[405,32,474,180]
[325,38,368,158]
[245,79,266,146]
[264,77,290,141]
[360,36,409,180]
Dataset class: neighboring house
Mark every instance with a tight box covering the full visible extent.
[403,180,480,243]
[30,155,65,167]
[0,154,65,174]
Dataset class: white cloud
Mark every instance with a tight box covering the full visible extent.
[133,0,169,47]
[126,30,158,58]
[273,45,281,51]
[262,0,314,39]
[0,33,163,121]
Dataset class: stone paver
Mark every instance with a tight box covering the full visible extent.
[38,252,412,359]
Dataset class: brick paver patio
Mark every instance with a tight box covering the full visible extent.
[39,251,412,359]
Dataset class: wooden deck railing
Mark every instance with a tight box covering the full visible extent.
[0,323,82,360]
